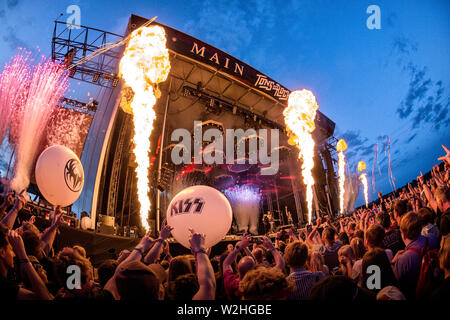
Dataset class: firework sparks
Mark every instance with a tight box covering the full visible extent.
[119,26,171,230]
[336,139,347,214]
[5,51,69,192]
[283,89,318,224]
[358,161,369,208]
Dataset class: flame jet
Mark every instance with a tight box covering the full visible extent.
[336,139,348,214]
[120,26,171,230]
[283,90,318,224]
[358,161,369,208]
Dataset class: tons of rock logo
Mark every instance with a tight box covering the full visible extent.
[64,159,83,192]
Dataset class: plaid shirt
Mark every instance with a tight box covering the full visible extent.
[287,269,325,300]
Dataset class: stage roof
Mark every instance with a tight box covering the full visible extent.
[126,14,335,144]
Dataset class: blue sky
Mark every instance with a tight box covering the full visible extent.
[0,0,449,207]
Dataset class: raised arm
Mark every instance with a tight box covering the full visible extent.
[306,218,322,247]
[1,193,26,229]
[190,231,216,300]
[261,236,285,270]
[8,230,52,300]
[143,224,173,265]
[223,235,251,273]
[0,192,14,218]
[40,206,63,255]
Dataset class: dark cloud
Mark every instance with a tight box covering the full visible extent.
[392,36,418,56]
[183,0,277,57]
[340,130,368,148]
[386,12,397,28]
[405,133,417,144]
[7,0,19,9]
[2,26,28,50]
[397,64,432,119]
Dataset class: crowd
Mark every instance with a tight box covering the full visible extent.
[0,145,449,300]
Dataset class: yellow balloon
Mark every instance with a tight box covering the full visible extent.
[358,161,366,172]
[336,139,347,152]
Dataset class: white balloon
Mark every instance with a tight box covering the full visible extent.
[167,185,232,249]
[35,145,84,207]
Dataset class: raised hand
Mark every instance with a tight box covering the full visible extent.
[188,229,206,252]
[261,236,275,251]
[159,224,174,240]
[237,234,251,249]
[438,144,450,165]
[8,229,27,259]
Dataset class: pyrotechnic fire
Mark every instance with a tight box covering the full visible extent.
[283,89,318,224]
[336,139,347,214]
[358,161,368,208]
[120,26,171,230]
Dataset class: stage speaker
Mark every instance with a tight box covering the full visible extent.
[97,224,115,235]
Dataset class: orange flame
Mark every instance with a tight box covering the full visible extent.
[119,26,171,230]
[337,139,347,214]
[283,89,318,224]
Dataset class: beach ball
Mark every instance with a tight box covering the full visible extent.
[167,185,232,249]
[35,145,84,207]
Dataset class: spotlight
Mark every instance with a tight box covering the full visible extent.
[93,73,100,83]
[112,77,119,87]
[232,106,237,114]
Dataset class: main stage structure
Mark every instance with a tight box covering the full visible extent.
[52,14,339,236]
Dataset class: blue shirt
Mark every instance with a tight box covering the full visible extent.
[287,269,325,300]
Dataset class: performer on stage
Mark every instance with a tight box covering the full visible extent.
[285,206,294,226]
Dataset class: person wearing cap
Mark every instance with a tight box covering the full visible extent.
[104,224,173,300]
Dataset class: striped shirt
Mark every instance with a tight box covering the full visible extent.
[287,269,325,300]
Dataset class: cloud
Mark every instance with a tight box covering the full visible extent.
[397,64,432,119]
[386,12,397,28]
[405,133,417,144]
[7,0,20,9]
[340,129,368,148]
[2,26,28,50]
[183,0,277,57]
[392,36,418,57]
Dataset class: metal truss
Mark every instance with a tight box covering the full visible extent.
[57,97,98,116]
[52,21,124,88]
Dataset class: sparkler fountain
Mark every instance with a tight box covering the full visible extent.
[336,139,348,214]
[358,161,369,208]
[0,49,69,192]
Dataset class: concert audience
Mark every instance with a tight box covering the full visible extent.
[0,145,449,300]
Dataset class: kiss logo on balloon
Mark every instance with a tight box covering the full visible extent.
[64,159,84,192]
[170,197,205,216]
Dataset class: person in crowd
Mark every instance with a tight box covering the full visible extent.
[360,248,400,295]
[309,275,376,300]
[418,207,439,238]
[393,211,429,299]
[239,266,294,300]
[97,259,118,288]
[307,220,343,271]
[431,235,450,300]
[284,240,324,299]
[307,250,329,276]
[0,223,52,299]
[336,245,354,278]
[376,210,404,255]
